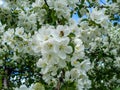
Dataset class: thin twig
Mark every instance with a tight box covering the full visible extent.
[55,80,61,90]
[83,5,108,8]
[54,70,65,90]
[44,0,49,7]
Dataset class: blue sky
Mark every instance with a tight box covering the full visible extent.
[72,0,107,22]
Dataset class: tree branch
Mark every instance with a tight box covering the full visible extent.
[54,70,65,90]
[54,80,61,90]
[44,0,49,7]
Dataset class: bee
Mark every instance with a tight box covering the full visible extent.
[59,31,64,37]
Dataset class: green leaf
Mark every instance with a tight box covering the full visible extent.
[61,82,76,90]
[68,33,75,38]
[0,76,2,89]
[33,82,45,90]
[77,11,82,17]
[114,88,120,90]
[81,0,85,4]
[112,0,117,2]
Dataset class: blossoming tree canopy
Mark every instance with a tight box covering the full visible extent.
[0,0,120,90]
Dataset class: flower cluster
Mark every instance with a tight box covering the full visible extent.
[0,0,120,90]
[31,24,92,89]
